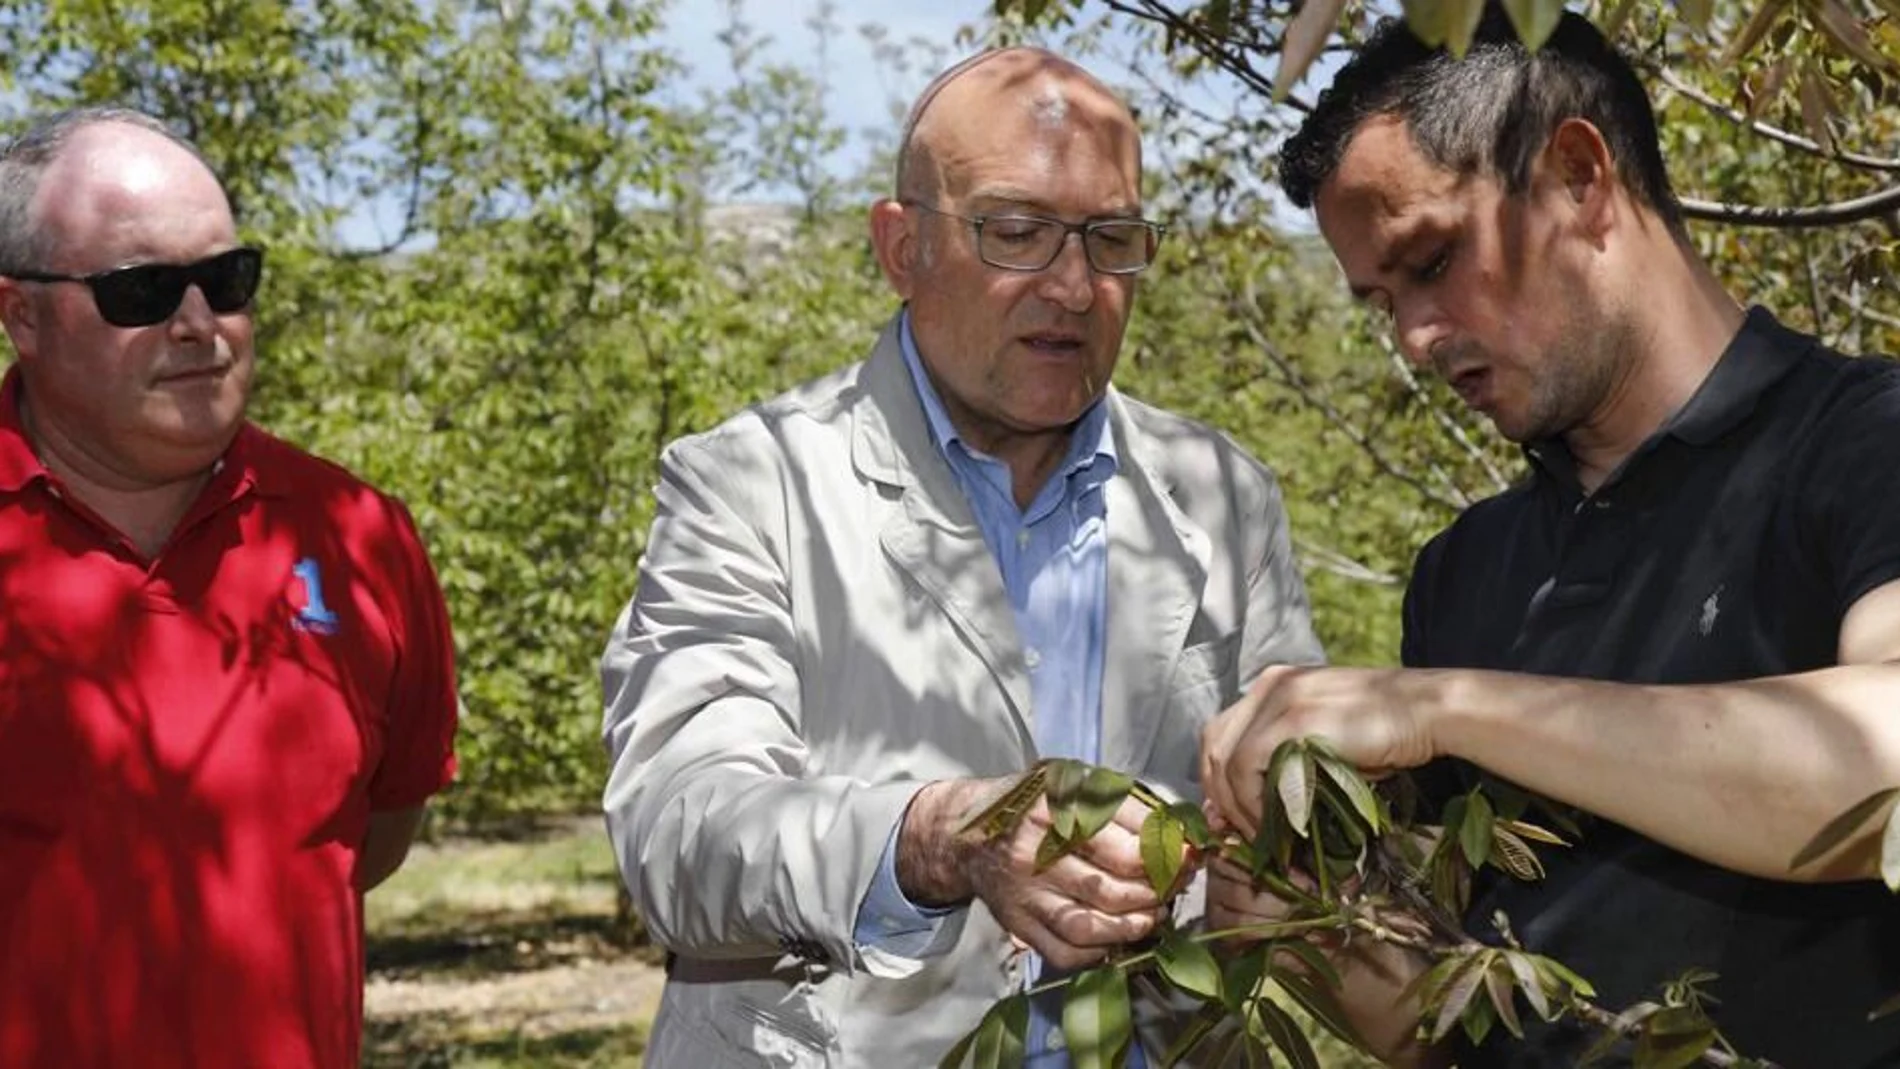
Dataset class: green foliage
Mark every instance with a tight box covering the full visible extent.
[0,0,897,817]
[945,744,1631,1067]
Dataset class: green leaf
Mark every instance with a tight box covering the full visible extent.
[1460,790,1495,870]
[1501,0,1564,50]
[1274,743,1318,837]
[1273,938,1344,993]
[1155,926,1224,1001]
[967,994,1030,1069]
[1071,766,1135,843]
[1250,996,1321,1069]
[1271,970,1367,1049]
[1532,954,1598,1000]
[939,1023,978,1069]
[1484,958,1526,1038]
[959,762,1052,841]
[1499,818,1569,847]
[1633,1005,1716,1069]
[1723,0,1792,64]
[1811,0,1896,73]
[1459,980,1497,1047]
[1035,827,1078,873]
[1403,0,1487,54]
[1062,965,1133,1069]
[1044,758,1091,841]
[1314,746,1386,832]
[1274,0,1349,101]
[1503,951,1554,1021]
[1140,806,1189,898]
[1222,951,1269,1013]
[1788,786,1900,872]
[1427,950,1493,1044]
[1165,800,1213,847]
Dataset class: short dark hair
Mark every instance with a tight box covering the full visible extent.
[1278,4,1681,234]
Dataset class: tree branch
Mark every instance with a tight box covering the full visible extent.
[1654,66,1900,175]
[1680,183,1900,228]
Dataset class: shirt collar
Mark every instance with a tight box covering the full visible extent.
[0,365,45,494]
[1524,305,1809,484]
[896,307,1118,478]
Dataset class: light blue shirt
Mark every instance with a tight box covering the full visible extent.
[853,311,1143,1065]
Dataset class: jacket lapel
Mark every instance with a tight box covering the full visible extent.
[1099,395,1210,773]
[853,318,1036,747]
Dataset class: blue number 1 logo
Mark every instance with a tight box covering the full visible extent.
[292,557,341,635]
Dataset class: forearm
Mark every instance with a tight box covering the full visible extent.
[1433,664,1900,880]
[1327,938,1446,1069]
[607,753,923,963]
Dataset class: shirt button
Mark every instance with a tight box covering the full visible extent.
[1025,648,1042,670]
[1045,1029,1066,1052]
[1016,528,1030,549]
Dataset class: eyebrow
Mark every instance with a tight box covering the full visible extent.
[1346,218,1445,301]
[964,187,1142,218]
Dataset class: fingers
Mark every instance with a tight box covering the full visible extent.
[1202,667,1296,839]
[998,883,1167,971]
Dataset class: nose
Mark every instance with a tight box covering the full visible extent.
[1392,298,1449,368]
[1033,232,1096,314]
[167,283,218,340]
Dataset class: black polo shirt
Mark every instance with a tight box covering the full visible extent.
[1404,308,1900,1068]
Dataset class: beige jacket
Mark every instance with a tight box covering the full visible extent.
[601,319,1324,1067]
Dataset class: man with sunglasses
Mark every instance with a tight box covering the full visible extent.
[0,108,458,1069]
[601,48,1323,1066]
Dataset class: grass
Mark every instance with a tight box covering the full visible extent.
[361,816,657,1069]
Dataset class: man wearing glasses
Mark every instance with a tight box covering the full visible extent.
[0,108,458,1069]
[602,48,1322,1067]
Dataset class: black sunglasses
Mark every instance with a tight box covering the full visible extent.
[8,246,264,328]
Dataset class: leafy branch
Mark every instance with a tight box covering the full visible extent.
[940,745,1780,1069]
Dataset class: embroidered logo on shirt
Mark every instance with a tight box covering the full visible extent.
[1698,583,1724,637]
[289,557,341,635]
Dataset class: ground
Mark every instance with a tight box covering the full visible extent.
[362,817,660,1068]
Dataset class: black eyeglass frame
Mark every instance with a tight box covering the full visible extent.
[900,200,1165,276]
[6,246,265,328]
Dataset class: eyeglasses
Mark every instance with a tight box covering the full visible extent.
[7,246,264,328]
[902,201,1164,275]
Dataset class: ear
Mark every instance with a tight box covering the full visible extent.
[1542,117,1618,238]
[868,198,920,300]
[0,278,42,361]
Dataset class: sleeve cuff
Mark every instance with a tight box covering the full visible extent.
[851,817,965,974]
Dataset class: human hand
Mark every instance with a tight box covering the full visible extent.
[1205,854,1316,948]
[897,776,1175,971]
[1201,665,1440,839]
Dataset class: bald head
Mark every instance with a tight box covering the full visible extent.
[0,107,226,275]
[894,48,1141,204]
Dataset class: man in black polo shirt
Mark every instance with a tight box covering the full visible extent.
[1198,6,1900,1067]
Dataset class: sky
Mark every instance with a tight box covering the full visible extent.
[654,0,995,193]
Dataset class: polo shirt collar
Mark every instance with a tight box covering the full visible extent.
[896,307,1119,478]
[0,365,40,494]
[1524,305,1808,484]
[0,362,279,504]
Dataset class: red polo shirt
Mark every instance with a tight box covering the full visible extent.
[0,367,458,1069]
